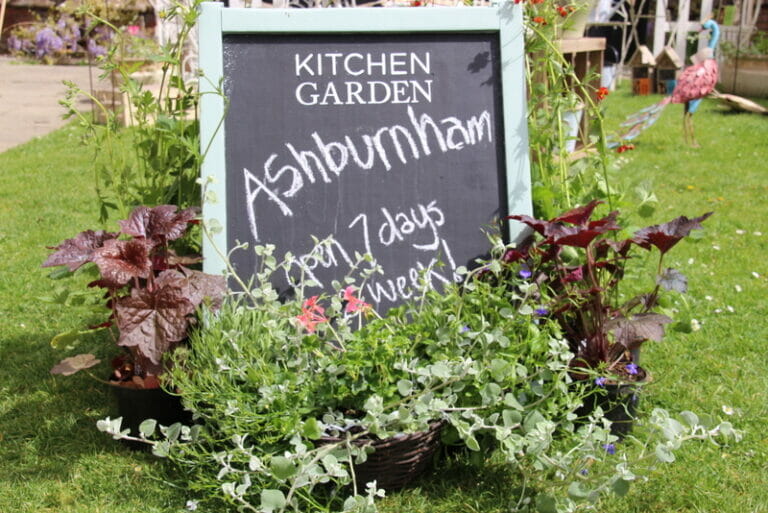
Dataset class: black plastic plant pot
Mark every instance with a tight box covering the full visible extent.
[110,383,192,450]
[575,382,640,438]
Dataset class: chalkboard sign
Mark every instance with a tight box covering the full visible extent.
[200,4,531,312]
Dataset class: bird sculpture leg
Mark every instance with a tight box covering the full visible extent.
[684,112,699,148]
[689,114,700,148]
[683,102,701,148]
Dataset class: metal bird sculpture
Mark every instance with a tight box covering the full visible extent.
[617,20,720,147]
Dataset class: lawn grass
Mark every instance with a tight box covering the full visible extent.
[0,126,188,513]
[1,85,767,512]
[593,87,768,513]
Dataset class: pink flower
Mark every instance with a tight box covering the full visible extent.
[126,25,140,36]
[296,296,328,333]
[342,286,371,314]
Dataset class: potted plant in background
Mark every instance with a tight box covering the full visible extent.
[43,204,226,441]
[719,30,768,98]
[505,200,712,434]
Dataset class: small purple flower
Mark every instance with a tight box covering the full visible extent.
[518,268,532,279]
[579,469,589,476]
[595,377,607,387]
[534,307,549,316]
[602,443,616,455]
[626,363,639,375]
[459,325,470,333]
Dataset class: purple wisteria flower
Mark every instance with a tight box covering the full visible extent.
[602,443,616,455]
[595,376,607,387]
[626,363,639,375]
[518,268,532,279]
[35,27,64,58]
[7,34,23,52]
[87,38,107,57]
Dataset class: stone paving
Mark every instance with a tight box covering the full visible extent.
[0,56,94,153]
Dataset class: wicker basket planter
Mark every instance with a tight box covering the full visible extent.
[320,420,444,491]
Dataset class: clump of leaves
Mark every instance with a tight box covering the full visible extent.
[505,200,712,377]
[44,205,226,386]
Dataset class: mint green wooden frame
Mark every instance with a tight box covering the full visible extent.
[199,2,531,275]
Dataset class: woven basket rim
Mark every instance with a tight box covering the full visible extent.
[319,419,445,446]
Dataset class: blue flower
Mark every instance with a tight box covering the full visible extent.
[518,268,532,279]
[459,325,470,333]
[534,307,549,316]
[579,469,589,476]
[595,377,607,387]
[602,443,616,455]
[626,363,639,375]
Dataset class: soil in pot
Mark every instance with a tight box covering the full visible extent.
[110,382,192,450]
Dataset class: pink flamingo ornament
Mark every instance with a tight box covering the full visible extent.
[617,20,720,147]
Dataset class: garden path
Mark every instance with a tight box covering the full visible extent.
[0,56,93,153]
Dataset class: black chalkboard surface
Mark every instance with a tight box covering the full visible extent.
[200,7,532,313]
[222,32,509,312]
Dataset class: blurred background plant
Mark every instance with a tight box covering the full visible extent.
[5,0,155,64]
[720,29,768,57]
[59,0,206,252]
[522,0,659,222]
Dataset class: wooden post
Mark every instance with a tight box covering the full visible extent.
[0,0,8,46]
[673,0,691,63]
[652,0,666,56]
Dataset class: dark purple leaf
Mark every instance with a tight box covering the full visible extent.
[632,212,713,254]
[42,230,118,271]
[502,248,528,263]
[119,205,199,242]
[564,266,584,282]
[587,211,620,232]
[92,238,153,287]
[552,199,603,226]
[549,226,607,248]
[182,268,226,310]
[605,313,672,350]
[657,268,688,293]
[547,211,619,248]
[505,214,550,236]
[115,269,196,368]
[599,238,634,257]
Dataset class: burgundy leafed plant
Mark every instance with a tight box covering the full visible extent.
[505,200,712,378]
[44,205,226,387]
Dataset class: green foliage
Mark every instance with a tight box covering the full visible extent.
[60,0,208,234]
[523,5,617,218]
[95,244,738,513]
[720,30,768,57]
